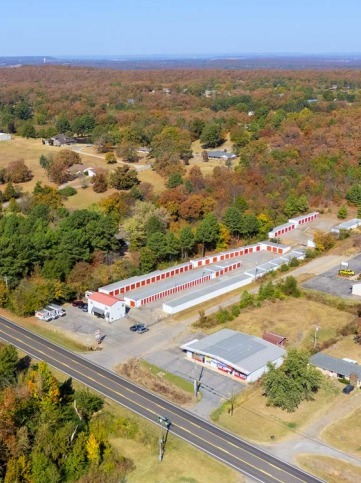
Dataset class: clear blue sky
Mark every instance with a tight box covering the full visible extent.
[2,0,361,56]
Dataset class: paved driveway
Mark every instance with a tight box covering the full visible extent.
[302,253,361,298]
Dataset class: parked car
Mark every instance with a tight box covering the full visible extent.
[82,304,89,312]
[129,323,145,332]
[72,300,83,307]
[136,326,149,334]
[157,415,171,428]
[343,384,355,394]
[77,302,86,309]
[35,311,53,322]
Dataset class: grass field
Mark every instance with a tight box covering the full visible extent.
[0,136,57,190]
[140,360,196,394]
[212,380,339,443]
[324,334,361,362]
[111,428,241,483]
[323,405,361,456]
[137,167,166,193]
[208,298,355,350]
[62,185,118,210]
[297,455,361,483]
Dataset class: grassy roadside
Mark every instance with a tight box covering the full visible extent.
[297,454,361,483]
[322,404,361,456]
[0,308,88,352]
[211,380,340,443]
[140,359,195,394]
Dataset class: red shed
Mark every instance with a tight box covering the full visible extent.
[262,332,287,347]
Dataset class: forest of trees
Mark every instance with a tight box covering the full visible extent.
[0,66,360,314]
[0,344,134,482]
[1,66,361,215]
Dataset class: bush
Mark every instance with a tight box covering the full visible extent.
[337,205,348,219]
[240,290,255,308]
[338,377,349,385]
[289,257,300,267]
[58,186,77,198]
[231,305,240,317]
[216,308,233,324]
[338,319,358,336]
[279,263,290,272]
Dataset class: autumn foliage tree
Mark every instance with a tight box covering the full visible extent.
[6,159,33,183]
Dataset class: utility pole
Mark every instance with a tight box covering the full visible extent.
[313,324,320,349]
[3,275,8,290]
[159,432,165,462]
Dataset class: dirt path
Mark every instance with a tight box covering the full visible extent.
[265,390,361,468]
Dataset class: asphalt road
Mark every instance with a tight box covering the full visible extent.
[0,316,323,483]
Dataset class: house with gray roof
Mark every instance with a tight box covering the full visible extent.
[45,134,76,146]
[180,329,286,382]
[310,352,361,386]
[207,150,237,160]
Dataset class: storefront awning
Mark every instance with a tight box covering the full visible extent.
[93,307,105,316]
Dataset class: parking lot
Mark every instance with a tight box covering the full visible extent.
[45,304,244,417]
[302,253,361,298]
[275,215,339,246]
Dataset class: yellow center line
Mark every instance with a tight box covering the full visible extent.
[0,323,311,483]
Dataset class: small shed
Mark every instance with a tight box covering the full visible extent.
[352,282,361,296]
[88,292,126,322]
[262,332,287,347]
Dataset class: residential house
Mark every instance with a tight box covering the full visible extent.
[207,150,237,160]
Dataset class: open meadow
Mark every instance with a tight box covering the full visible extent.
[212,379,339,443]
[206,298,355,350]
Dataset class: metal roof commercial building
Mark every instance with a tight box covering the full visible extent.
[331,218,361,235]
[180,329,286,382]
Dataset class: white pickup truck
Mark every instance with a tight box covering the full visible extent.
[35,304,66,322]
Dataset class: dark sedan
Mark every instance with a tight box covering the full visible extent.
[129,323,145,332]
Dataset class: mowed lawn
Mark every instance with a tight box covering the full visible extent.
[62,185,118,210]
[212,298,355,349]
[0,136,57,190]
[213,380,339,443]
[297,455,361,483]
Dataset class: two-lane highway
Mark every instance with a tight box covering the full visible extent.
[0,316,323,483]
